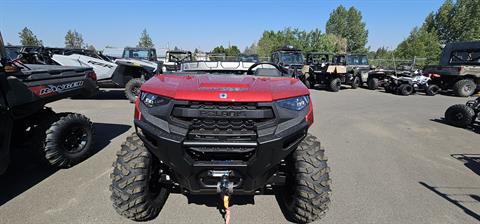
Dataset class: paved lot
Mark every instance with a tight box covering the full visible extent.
[1,88,479,224]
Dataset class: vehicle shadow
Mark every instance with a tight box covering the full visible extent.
[430,118,480,134]
[451,154,480,176]
[71,89,127,101]
[419,182,480,222]
[0,122,130,206]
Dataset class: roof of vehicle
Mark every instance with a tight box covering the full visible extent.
[306,52,332,56]
[275,45,302,52]
[167,50,192,54]
[334,53,368,56]
[124,47,155,51]
[440,41,480,65]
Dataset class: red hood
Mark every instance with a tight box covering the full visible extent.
[141,74,309,102]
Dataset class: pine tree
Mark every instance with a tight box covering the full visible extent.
[137,29,154,48]
[64,30,84,48]
[18,27,43,46]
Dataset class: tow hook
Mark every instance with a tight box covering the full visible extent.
[217,174,233,224]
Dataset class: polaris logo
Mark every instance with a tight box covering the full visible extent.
[39,81,84,95]
[219,93,228,99]
[199,110,247,118]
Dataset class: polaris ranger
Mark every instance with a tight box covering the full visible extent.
[0,33,97,174]
[110,61,331,223]
[18,46,159,102]
[271,46,307,85]
[424,41,480,97]
[122,47,158,62]
[161,50,193,72]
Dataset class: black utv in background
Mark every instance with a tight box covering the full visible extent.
[0,33,97,174]
[424,41,480,97]
[271,46,307,84]
[303,53,370,91]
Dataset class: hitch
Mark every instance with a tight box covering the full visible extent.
[217,174,233,224]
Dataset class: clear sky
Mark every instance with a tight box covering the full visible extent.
[1,0,445,52]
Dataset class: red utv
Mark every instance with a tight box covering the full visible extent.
[110,61,331,223]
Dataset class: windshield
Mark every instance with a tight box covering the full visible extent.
[169,52,192,62]
[5,47,20,60]
[280,52,304,65]
[347,55,369,65]
[123,49,154,60]
[308,54,330,64]
[450,50,480,65]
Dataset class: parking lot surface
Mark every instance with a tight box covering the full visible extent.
[1,88,479,224]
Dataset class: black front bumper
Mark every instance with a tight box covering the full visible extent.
[135,100,309,194]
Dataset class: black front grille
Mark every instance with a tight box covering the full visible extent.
[189,119,256,142]
[171,101,274,162]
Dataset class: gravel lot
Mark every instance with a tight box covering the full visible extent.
[1,88,479,224]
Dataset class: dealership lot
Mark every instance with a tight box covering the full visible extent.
[0,88,479,224]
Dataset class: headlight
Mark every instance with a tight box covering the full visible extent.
[277,96,310,111]
[140,92,170,108]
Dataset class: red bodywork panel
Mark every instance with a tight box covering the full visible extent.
[141,74,309,102]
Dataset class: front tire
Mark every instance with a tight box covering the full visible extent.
[426,84,440,96]
[398,84,413,96]
[350,76,360,89]
[125,78,144,103]
[329,78,341,92]
[445,104,475,128]
[111,133,169,221]
[304,79,312,89]
[278,134,331,223]
[367,78,379,90]
[453,79,476,97]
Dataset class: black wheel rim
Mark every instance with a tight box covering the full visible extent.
[454,112,465,121]
[62,126,88,153]
[406,86,413,93]
[464,84,473,93]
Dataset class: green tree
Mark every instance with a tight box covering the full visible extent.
[18,27,43,46]
[137,29,154,48]
[326,6,368,52]
[225,46,240,56]
[256,28,347,57]
[395,27,441,66]
[243,43,258,55]
[64,30,84,48]
[423,0,480,43]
